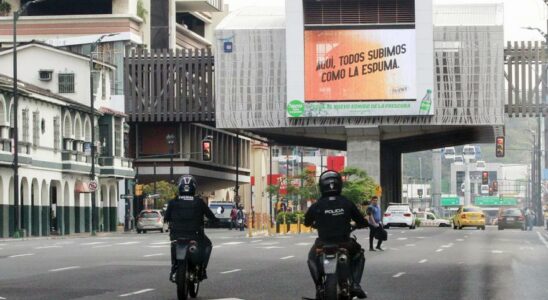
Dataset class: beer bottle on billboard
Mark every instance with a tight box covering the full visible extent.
[419,89,433,115]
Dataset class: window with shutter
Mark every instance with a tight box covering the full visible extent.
[22,109,29,143]
[32,111,40,147]
[115,119,122,156]
[54,116,60,151]
[58,73,75,94]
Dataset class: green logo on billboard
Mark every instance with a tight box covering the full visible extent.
[287,100,305,117]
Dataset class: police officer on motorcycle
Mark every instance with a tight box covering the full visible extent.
[165,175,219,281]
[304,170,368,299]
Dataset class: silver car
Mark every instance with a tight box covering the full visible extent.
[136,210,168,233]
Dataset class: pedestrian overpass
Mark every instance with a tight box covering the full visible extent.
[213,1,514,208]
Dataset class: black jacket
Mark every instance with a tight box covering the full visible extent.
[164,196,218,236]
[304,195,368,242]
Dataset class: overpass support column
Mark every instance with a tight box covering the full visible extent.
[380,143,402,212]
[347,137,380,183]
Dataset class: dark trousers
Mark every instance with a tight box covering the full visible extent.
[369,225,383,249]
[170,232,212,273]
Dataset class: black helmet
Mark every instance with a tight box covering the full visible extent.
[178,175,197,196]
[319,170,343,196]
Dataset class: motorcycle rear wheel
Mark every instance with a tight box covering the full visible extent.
[176,261,189,300]
[323,274,338,300]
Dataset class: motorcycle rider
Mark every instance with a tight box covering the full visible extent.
[164,174,219,281]
[304,170,368,299]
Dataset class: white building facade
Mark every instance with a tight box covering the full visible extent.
[0,43,133,238]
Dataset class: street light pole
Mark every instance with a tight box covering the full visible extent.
[12,0,46,238]
[89,33,118,236]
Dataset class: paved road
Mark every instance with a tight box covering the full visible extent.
[1,227,548,300]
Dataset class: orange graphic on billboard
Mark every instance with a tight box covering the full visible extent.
[304,29,416,102]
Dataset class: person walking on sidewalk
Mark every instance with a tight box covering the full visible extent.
[229,206,237,230]
[237,205,246,231]
[367,196,384,251]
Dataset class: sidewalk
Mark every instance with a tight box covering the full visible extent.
[0,226,133,242]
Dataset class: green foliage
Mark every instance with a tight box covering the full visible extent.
[340,167,377,205]
[142,181,177,209]
[276,212,305,224]
[137,0,148,23]
[0,1,11,15]
[415,218,422,227]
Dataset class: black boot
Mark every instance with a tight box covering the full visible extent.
[350,251,367,299]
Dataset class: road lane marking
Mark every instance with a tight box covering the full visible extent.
[0,296,6,299]
[35,245,62,249]
[222,242,245,245]
[393,272,406,278]
[280,256,295,260]
[54,241,74,245]
[119,288,155,297]
[80,242,105,246]
[296,242,312,246]
[537,232,548,249]
[519,246,534,251]
[400,231,406,234]
[9,253,34,258]
[93,245,113,248]
[418,259,428,264]
[435,249,444,253]
[150,241,171,245]
[213,245,223,249]
[143,253,164,257]
[441,243,454,248]
[397,238,408,241]
[220,269,241,274]
[416,237,425,239]
[389,248,400,251]
[491,250,504,254]
[259,242,279,245]
[256,246,283,249]
[210,298,245,300]
[147,245,169,248]
[49,266,80,272]
[276,236,292,239]
[250,240,263,243]
[405,244,416,247]
[456,239,464,242]
[116,242,140,245]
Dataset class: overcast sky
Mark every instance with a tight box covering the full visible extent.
[223,0,547,42]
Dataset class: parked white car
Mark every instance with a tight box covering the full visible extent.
[383,204,416,229]
[415,212,451,227]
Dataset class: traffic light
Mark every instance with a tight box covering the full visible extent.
[135,184,143,196]
[495,136,505,158]
[202,139,212,161]
[482,171,489,185]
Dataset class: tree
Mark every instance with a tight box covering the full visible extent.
[296,169,320,209]
[142,181,177,209]
[340,167,377,205]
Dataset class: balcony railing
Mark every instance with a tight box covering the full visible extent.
[176,24,212,49]
[99,156,134,169]
[124,48,215,122]
[0,14,143,39]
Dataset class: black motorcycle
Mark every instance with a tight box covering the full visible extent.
[314,229,360,300]
[173,238,204,300]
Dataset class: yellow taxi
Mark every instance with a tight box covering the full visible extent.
[452,206,486,230]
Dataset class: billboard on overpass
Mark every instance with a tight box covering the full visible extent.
[286,0,434,118]
[304,29,417,102]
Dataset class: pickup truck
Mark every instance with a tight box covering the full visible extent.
[415,212,451,227]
